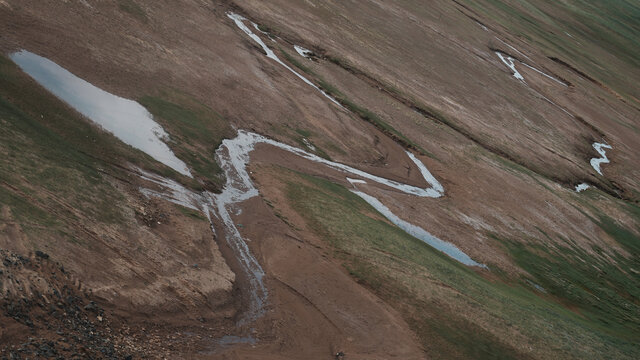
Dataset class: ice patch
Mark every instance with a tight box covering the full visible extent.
[575,183,590,192]
[347,177,367,186]
[9,50,192,177]
[496,52,525,82]
[590,142,612,176]
[294,45,313,58]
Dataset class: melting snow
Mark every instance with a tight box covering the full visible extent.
[495,38,531,61]
[496,52,525,82]
[141,128,483,317]
[227,13,343,108]
[352,191,486,268]
[9,50,192,177]
[252,23,276,42]
[302,138,316,151]
[575,183,590,192]
[294,45,313,58]
[520,63,567,86]
[590,142,612,176]
[347,177,367,186]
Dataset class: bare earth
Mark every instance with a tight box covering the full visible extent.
[0,0,638,359]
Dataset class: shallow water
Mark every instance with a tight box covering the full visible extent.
[9,50,192,177]
[139,128,475,321]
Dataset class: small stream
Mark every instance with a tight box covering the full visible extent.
[12,33,484,327]
[138,129,484,323]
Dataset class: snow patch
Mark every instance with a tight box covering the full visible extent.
[496,52,525,82]
[575,183,590,192]
[352,191,486,268]
[590,142,612,176]
[9,50,192,177]
[302,138,316,151]
[294,45,313,58]
[346,177,367,186]
[227,13,343,108]
[495,38,531,61]
[253,23,275,42]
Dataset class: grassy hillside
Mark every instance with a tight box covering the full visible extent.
[462,0,640,104]
[0,54,210,242]
[0,54,135,239]
[275,168,639,359]
[139,92,233,191]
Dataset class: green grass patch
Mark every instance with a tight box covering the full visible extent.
[139,93,233,191]
[280,48,316,76]
[275,167,639,359]
[175,204,207,221]
[294,128,312,138]
[460,0,639,105]
[501,237,639,339]
[0,54,149,237]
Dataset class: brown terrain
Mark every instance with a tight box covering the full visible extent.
[0,0,638,359]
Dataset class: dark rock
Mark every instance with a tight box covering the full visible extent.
[34,251,49,260]
[84,301,97,312]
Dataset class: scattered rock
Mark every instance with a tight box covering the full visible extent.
[84,301,98,312]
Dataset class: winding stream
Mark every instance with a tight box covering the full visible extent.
[12,19,485,325]
[139,129,484,322]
